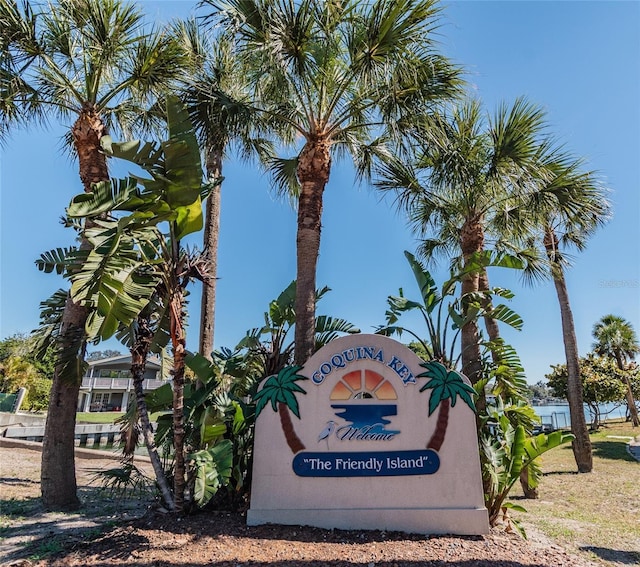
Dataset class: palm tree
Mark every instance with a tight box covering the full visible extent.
[253,365,308,453]
[172,19,271,360]
[0,0,185,510]
[377,98,547,385]
[204,0,463,365]
[526,151,611,470]
[592,315,640,426]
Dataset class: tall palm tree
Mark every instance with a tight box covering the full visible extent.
[172,19,272,360]
[204,0,463,365]
[0,0,185,509]
[592,314,640,427]
[377,98,547,385]
[526,151,611,470]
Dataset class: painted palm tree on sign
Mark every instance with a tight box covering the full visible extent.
[253,365,308,454]
[417,360,476,452]
[205,0,462,364]
[0,0,185,510]
[592,315,640,427]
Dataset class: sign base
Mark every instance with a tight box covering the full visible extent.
[247,507,489,535]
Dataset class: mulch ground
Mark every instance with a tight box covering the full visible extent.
[1,443,601,567]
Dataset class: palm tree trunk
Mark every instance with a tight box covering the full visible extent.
[427,398,450,451]
[199,146,223,362]
[170,291,187,513]
[40,293,86,510]
[614,352,640,426]
[41,106,109,510]
[294,139,331,365]
[545,227,592,472]
[131,314,175,511]
[460,216,484,386]
[278,402,305,453]
[478,268,501,352]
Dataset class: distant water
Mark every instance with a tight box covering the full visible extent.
[533,402,628,428]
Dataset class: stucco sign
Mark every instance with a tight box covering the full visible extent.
[248,334,489,535]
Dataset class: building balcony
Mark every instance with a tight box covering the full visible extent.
[80,377,168,391]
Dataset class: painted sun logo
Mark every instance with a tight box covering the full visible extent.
[319,370,400,443]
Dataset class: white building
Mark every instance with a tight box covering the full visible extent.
[78,354,169,412]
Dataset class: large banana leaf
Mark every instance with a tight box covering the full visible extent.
[507,424,526,480]
[404,250,440,313]
[97,97,207,240]
[190,440,233,507]
[524,430,574,462]
[36,247,80,275]
[67,177,142,218]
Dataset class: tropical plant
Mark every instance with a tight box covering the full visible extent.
[35,247,178,509]
[205,0,463,364]
[61,97,214,513]
[525,151,611,469]
[253,365,308,454]
[0,0,186,510]
[592,315,640,426]
[546,354,630,430]
[183,350,258,509]
[236,280,360,379]
[119,352,235,511]
[480,398,574,531]
[377,251,523,371]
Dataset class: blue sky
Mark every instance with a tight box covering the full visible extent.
[1,1,638,384]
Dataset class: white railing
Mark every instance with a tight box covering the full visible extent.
[80,377,167,391]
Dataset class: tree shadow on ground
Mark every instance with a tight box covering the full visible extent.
[590,439,636,462]
[0,486,151,565]
[540,470,578,476]
[581,545,640,565]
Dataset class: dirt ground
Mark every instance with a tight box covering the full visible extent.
[0,442,602,567]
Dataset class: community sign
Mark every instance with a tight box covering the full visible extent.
[247,334,489,534]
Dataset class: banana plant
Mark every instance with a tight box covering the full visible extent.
[62,96,216,514]
[236,280,360,379]
[480,398,574,533]
[377,251,522,368]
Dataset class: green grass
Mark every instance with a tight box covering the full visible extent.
[76,411,122,424]
[76,411,163,424]
[513,421,640,566]
[28,537,64,561]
